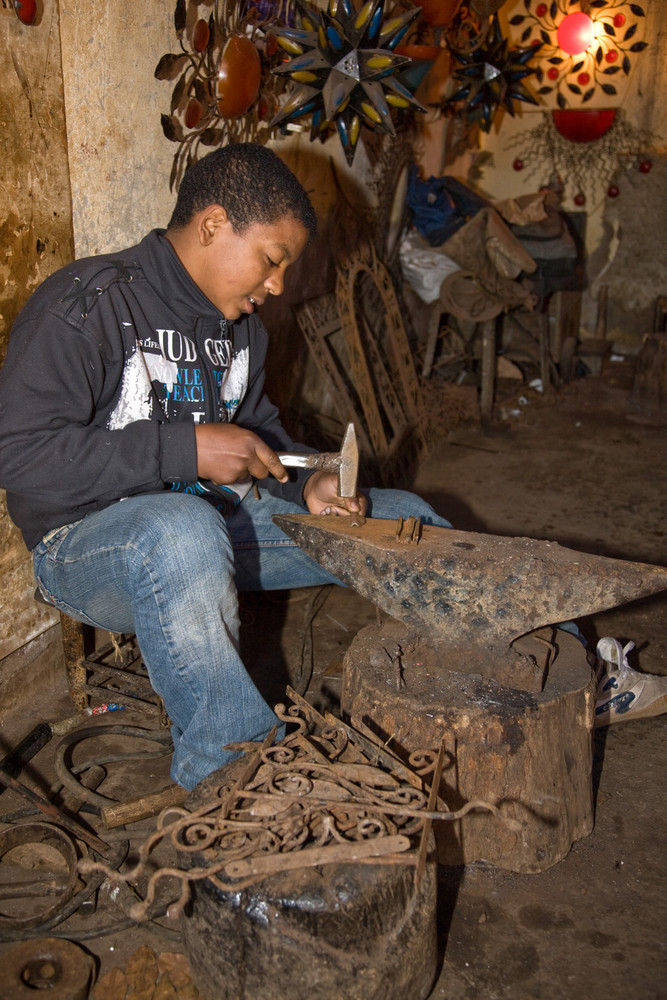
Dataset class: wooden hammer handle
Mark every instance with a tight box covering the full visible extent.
[101,784,188,829]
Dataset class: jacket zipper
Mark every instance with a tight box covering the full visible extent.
[197,317,226,425]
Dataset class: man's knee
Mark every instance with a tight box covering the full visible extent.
[364,488,452,528]
[121,494,234,571]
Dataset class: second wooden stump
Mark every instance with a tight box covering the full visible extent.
[342,625,595,873]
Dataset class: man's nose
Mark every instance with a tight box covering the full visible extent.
[264,269,285,297]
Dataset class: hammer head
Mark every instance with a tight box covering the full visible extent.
[337,423,359,497]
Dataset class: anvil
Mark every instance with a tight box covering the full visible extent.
[273,515,667,692]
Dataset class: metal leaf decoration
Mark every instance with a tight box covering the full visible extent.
[156,0,292,190]
[506,107,655,203]
[507,0,647,108]
[269,0,427,166]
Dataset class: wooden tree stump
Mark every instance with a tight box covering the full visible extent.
[182,765,438,1000]
[342,624,595,874]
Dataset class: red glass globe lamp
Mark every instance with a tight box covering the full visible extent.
[557,12,595,56]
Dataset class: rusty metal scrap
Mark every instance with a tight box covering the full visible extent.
[79,693,502,920]
[395,515,423,544]
[1,937,94,1000]
[0,823,81,931]
[0,770,112,858]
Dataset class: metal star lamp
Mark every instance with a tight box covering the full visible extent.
[270,0,427,165]
[444,13,542,132]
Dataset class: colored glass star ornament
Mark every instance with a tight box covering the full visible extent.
[270,0,426,165]
[446,14,542,132]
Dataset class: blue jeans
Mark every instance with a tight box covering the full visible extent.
[33,489,452,789]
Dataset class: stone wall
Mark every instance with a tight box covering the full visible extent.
[59,2,176,256]
[0,4,73,666]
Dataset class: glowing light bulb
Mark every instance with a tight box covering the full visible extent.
[557,12,595,55]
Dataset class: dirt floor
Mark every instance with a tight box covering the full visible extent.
[0,373,665,999]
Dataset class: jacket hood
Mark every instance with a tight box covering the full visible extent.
[123,229,226,326]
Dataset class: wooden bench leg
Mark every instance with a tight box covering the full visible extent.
[59,613,89,711]
[480,316,496,422]
[422,304,443,379]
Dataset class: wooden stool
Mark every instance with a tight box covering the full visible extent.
[59,614,162,718]
[59,585,332,718]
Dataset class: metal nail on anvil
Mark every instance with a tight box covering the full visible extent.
[278,422,359,498]
[271,515,667,692]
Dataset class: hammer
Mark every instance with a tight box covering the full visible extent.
[278,422,359,497]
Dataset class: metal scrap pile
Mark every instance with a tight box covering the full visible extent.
[81,689,499,920]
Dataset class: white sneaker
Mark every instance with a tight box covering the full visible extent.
[594,638,667,727]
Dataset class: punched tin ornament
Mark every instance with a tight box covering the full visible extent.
[270,0,427,165]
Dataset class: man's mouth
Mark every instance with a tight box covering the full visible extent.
[246,295,264,312]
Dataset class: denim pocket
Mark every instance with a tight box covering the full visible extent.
[33,520,102,627]
[33,575,104,629]
[36,520,83,561]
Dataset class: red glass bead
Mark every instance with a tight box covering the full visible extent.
[217,35,261,119]
[13,0,36,25]
[184,98,203,130]
[574,192,586,206]
[639,159,652,174]
[613,14,626,28]
[607,184,619,198]
[513,158,524,171]
[577,72,590,86]
[605,50,618,63]
[536,3,548,16]
[193,19,210,53]
[547,67,559,80]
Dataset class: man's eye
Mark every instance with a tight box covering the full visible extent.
[267,257,278,268]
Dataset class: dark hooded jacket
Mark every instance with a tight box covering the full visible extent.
[0,229,312,550]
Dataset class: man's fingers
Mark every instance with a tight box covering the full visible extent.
[253,443,288,483]
[321,496,366,517]
[333,495,367,516]
[195,424,289,484]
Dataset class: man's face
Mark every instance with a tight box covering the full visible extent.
[193,212,309,320]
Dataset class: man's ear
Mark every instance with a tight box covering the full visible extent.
[198,205,229,246]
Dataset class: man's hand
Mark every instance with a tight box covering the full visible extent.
[302,471,367,517]
[195,424,288,484]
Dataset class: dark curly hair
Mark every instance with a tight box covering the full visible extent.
[167,143,317,241]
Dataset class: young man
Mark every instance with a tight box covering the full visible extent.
[0,143,451,790]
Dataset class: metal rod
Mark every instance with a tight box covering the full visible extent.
[0,772,113,858]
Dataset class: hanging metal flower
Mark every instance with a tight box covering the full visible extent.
[506,107,655,203]
[269,0,426,166]
[440,13,542,131]
[506,0,648,109]
[156,0,291,190]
